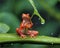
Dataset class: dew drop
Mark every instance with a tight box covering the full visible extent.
[41,22,45,24]
[41,19,45,24]
[38,18,45,24]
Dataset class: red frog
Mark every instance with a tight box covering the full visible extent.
[16,13,38,38]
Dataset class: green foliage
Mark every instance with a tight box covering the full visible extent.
[0,23,10,33]
[0,12,20,33]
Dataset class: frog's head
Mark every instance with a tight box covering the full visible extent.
[22,13,30,20]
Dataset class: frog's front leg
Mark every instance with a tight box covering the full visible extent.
[16,28,26,38]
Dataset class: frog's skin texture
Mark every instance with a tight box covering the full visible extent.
[16,13,38,38]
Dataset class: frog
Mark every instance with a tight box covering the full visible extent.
[16,13,38,38]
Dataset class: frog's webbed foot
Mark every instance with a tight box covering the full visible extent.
[27,30,38,38]
[16,28,26,38]
[20,34,26,38]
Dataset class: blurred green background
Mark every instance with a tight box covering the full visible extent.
[0,0,60,48]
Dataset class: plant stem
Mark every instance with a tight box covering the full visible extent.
[0,33,60,45]
[28,0,45,24]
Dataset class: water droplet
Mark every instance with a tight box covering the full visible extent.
[38,18,45,24]
[41,22,44,24]
[41,18,45,24]
[41,20,45,24]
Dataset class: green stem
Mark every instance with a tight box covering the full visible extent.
[28,0,45,24]
[0,33,60,44]
[31,13,34,19]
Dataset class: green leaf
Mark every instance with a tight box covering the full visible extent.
[0,12,20,33]
[28,0,45,24]
[0,23,10,33]
[0,34,60,44]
